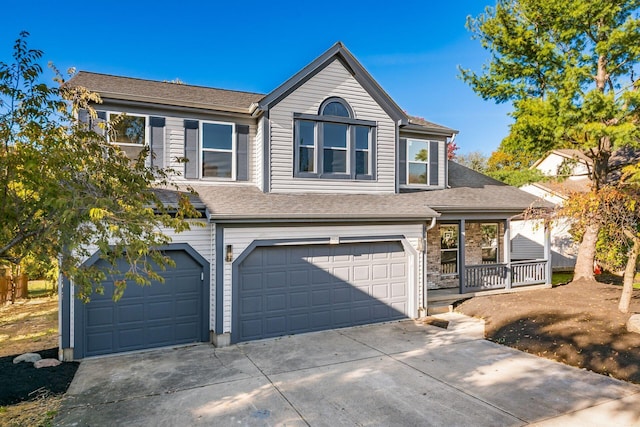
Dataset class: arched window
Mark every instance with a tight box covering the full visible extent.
[294,97,375,179]
[319,97,352,118]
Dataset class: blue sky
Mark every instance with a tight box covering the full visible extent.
[2,1,511,155]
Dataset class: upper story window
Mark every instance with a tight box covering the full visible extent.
[201,121,235,179]
[107,112,148,159]
[183,119,249,182]
[399,138,441,188]
[294,97,376,180]
[407,139,429,185]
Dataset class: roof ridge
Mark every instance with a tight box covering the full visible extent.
[75,71,266,97]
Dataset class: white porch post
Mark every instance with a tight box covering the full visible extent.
[504,219,512,289]
[458,219,466,292]
[544,221,552,284]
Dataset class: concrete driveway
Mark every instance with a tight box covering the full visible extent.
[55,313,640,426]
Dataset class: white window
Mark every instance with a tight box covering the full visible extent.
[201,121,235,179]
[107,112,148,159]
[407,139,429,185]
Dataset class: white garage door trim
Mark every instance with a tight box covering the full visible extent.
[230,235,416,343]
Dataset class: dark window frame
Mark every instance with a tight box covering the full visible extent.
[293,97,376,180]
[440,223,459,276]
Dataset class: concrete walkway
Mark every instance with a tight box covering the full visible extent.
[55,313,640,426]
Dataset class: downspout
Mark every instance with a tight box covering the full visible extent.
[421,217,437,316]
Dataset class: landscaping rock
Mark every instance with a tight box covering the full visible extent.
[12,353,42,364]
[627,314,640,334]
[34,358,62,369]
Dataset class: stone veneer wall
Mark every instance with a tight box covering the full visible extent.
[426,222,502,290]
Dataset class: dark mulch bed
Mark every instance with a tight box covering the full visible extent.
[0,348,79,406]
[457,279,640,384]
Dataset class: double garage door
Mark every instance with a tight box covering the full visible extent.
[236,241,409,342]
[78,250,208,358]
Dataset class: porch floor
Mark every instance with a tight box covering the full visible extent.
[426,283,552,315]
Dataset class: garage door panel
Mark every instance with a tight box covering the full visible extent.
[333,266,350,281]
[289,270,309,286]
[333,286,351,304]
[266,248,288,266]
[265,271,286,289]
[265,316,286,334]
[311,269,332,284]
[86,306,114,327]
[147,325,174,345]
[353,265,370,281]
[240,273,262,291]
[372,265,389,280]
[372,284,390,299]
[289,314,310,332]
[289,291,309,308]
[82,250,206,357]
[240,295,262,314]
[310,311,332,329]
[87,332,114,353]
[240,319,262,339]
[118,304,144,322]
[311,289,331,305]
[237,242,409,342]
[266,294,287,310]
[391,282,407,297]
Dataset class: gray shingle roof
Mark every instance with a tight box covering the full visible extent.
[412,162,551,213]
[66,72,265,112]
[405,115,458,134]
[154,164,548,221]
[187,185,440,220]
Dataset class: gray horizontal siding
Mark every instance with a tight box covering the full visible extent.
[269,59,396,194]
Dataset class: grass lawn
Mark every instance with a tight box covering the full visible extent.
[27,280,56,299]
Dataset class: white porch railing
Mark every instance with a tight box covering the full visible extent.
[463,259,549,293]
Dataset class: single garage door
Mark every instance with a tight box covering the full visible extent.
[79,250,207,358]
[236,242,409,342]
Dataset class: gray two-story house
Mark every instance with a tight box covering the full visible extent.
[59,42,550,360]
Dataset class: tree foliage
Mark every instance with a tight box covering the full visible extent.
[461,0,640,280]
[0,32,200,301]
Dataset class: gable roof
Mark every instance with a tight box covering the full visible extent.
[258,42,407,123]
[531,149,592,170]
[66,72,264,113]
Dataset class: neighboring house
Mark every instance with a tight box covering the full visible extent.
[515,149,590,271]
[59,42,550,360]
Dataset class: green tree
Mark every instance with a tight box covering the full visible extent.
[455,151,489,173]
[0,32,200,301]
[461,0,640,281]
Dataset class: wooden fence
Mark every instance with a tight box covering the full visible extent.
[0,275,29,304]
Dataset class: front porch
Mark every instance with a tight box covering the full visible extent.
[425,219,552,311]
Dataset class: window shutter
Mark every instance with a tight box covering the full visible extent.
[91,111,107,136]
[150,116,165,168]
[429,140,439,186]
[236,124,250,181]
[184,120,199,179]
[398,138,407,185]
[78,108,90,124]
